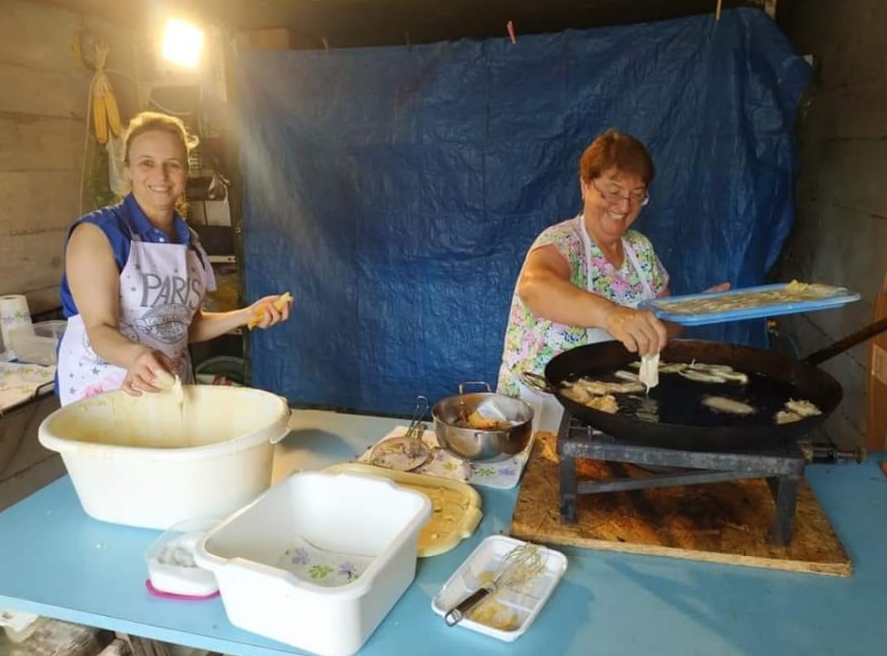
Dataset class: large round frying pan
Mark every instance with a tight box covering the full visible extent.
[536,317,887,452]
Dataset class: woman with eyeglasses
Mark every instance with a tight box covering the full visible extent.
[496,128,728,432]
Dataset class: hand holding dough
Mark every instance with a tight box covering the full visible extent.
[153,368,184,403]
[247,292,293,329]
[638,352,660,391]
[153,369,177,389]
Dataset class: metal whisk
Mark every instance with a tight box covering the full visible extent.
[444,541,546,626]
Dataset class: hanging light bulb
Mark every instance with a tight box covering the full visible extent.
[160,18,205,69]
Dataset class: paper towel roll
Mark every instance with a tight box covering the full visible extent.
[0,295,33,360]
[0,323,7,361]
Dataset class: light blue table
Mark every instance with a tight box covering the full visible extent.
[1,410,886,656]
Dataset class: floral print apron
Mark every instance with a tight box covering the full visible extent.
[506,215,660,432]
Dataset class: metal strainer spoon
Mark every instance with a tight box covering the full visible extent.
[367,396,433,471]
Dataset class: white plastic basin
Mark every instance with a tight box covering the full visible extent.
[194,471,432,656]
[38,385,291,529]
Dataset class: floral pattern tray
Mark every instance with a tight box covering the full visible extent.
[359,426,534,489]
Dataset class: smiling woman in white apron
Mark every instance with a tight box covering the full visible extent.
[56,111,292,406]
[497,128,729,432]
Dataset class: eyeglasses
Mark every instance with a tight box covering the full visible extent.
[590,179,650,207]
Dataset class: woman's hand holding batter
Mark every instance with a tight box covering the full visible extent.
[604,305,668,356]
[121,349,176,397]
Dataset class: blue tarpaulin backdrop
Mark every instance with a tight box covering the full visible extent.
[238,8,812,416]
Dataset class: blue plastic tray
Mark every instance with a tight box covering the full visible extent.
[639,283,861,326]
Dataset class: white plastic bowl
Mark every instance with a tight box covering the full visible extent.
[38,385,291,529]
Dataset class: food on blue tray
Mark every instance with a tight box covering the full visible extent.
[654,281,841,316]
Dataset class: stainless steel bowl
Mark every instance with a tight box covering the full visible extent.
[431,383,534,461]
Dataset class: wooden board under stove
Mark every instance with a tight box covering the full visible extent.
[510,432,852,577]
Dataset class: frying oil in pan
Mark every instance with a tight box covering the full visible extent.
[571,371,813,428]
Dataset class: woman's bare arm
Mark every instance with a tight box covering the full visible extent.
[517,244,667,354]
[65,223,171,394]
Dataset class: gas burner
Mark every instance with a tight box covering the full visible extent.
[556,411,806,546]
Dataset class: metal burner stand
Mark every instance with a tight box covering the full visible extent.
[557,412,807,546]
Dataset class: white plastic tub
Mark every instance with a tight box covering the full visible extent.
[146,518,220,598]
[431,535,567,641]
[8,320,67,365]
[38,385,290,529]
[194,471,432,656]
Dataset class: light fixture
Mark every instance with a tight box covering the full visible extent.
[160,18,205,69]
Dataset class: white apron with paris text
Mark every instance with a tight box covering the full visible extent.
[518,215,657,432]
[58,237,207,406]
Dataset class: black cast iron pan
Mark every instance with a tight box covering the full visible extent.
[535,316,887,453]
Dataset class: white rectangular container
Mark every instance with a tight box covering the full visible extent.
[194,471,432,656]
[431,535,567,641]
[8,320,66,365]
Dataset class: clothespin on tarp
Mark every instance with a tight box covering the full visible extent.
[507,20,517,44]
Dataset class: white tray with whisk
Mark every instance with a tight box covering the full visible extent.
[431,535,567,642]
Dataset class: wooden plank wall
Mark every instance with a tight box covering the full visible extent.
[0,0,138,315]
[0,0,140,511]
[773,0,887,450]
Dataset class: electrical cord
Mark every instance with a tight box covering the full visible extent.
[78,71,100,216]
[147,95,195,117]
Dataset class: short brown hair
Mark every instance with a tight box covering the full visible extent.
[122,111,198,166]
[579,128,655,185]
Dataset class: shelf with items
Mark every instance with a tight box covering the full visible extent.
[185,166,238,314]
[205,262,240,314]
